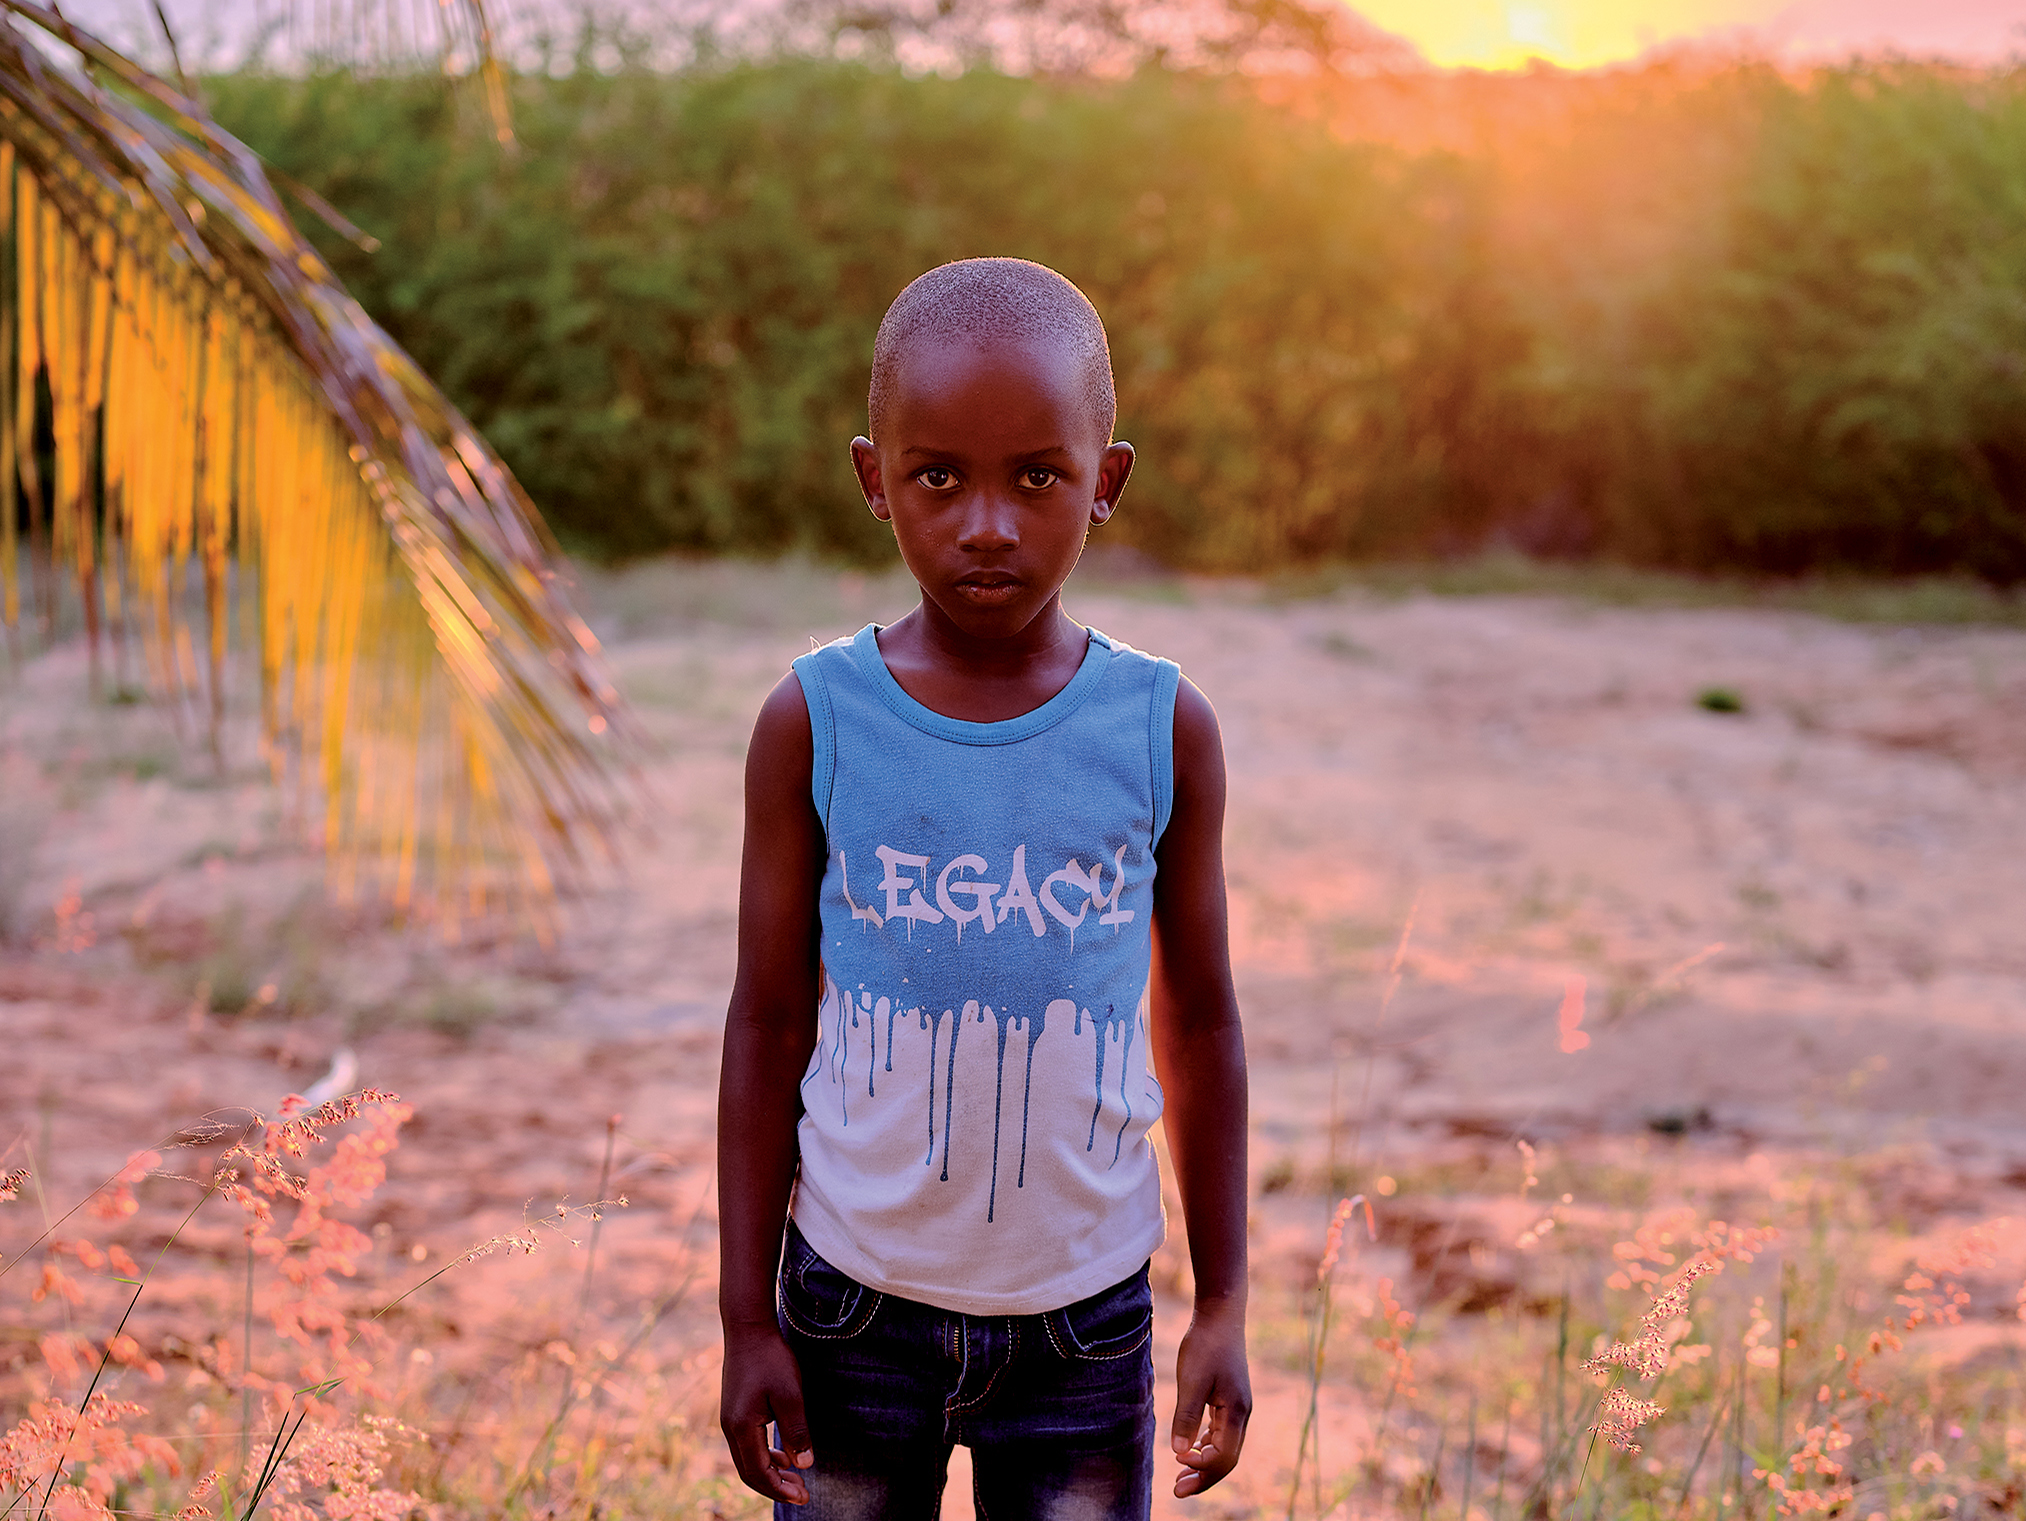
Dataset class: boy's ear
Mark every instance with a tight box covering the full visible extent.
[1091,441,1135,526]
[851,437,892,522]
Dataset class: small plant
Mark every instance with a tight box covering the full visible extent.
[1697,686,1747,713]
[1581,1223,1775,1455]
[0,1090,682,1521]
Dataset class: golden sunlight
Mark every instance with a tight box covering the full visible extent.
[1348,0,2024,70]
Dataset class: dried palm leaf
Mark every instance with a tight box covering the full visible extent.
[0,2,628,927]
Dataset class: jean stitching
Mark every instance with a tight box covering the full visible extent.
[948,1350,1009,1414]
[779,1284,882,1340]
[1071,1323,1151,1360]
[1045,1305,1152,1361]
[944,1315,970,1440]
[1042,1310,1068,1359]
[948,1318,1012,1415]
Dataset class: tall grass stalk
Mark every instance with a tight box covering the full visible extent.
[1459,1392,1476,1521]
[1773,1265,1789,1465]
[238,1238,255,1487]
[1492,1397,1511,1520]
[1286,900,1415,1518]
[503,1115,631,1509]
[1343,900,1418,1197]
[1676,1363,1734,1516]
[572,1113,621,1342]
[1287,1194,1373,1519]
[1548,1289,1569,1507]
[1420,1422,1446,1520]
[1714,1357,1745,1521]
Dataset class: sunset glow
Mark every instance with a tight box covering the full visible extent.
[1349,0,2026,71]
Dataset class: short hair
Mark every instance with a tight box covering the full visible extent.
[869,258,1117,445]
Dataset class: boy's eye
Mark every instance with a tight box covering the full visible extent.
[1018,467,1060,490]
[915,466,958,491]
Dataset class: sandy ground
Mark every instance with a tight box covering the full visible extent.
[5,561,2026,1517]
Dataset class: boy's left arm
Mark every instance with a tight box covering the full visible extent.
[1150,676,1253,1499]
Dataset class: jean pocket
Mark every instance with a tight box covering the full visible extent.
[778,1227,882,1340]
[1045,1265,1153,1362]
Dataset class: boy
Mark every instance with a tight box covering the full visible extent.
[718,257,1250,1520]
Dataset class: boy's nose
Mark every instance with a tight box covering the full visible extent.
[957,494,1019,552]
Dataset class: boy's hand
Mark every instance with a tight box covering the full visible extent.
[720,1324,816,1505]
[1171,1297,1251,1497]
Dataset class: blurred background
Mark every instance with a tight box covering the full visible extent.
[9,4,2026,1518]
[42,0,2026,583]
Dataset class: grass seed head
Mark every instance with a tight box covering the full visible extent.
[1592,1386,1666,1453]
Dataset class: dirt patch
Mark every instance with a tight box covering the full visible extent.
[6,566,2025,1516]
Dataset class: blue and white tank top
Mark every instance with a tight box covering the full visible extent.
[788,622,1179,1315]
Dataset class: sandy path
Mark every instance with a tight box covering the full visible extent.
[5,566,2025,1515]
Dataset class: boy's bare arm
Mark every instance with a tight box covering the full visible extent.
[1150,677,1253,1499]
[718,673,826,1505]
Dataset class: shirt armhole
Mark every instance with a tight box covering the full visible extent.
[1150,657,1182,847]
[789,651,836,839]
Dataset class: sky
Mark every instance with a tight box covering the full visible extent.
[47,0,2026,71]
[1349,0,2026,70]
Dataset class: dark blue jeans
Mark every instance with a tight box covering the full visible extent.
[775,1222,1155,1521]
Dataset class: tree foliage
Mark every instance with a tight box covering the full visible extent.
[214,54,2026,580]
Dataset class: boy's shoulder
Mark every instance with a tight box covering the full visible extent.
[1085,626,1174,669]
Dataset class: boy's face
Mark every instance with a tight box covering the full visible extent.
[852,334,1133,643]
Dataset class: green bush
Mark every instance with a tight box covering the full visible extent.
[1617,67,2026,578]
[209,57,2026,578]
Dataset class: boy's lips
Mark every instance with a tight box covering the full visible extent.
[956,573,1023,600]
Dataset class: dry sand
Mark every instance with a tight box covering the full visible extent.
[5,561,2025,1516]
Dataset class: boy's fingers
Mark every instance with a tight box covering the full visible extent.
[760,1385,816,1504]
[1208,1392,1249,1470]
[1173,1426,1223,1499]
[726,1426,776,1497]
[772,1389,815,1468]
[1170,1381,1209,1457]
[1172,1385,1251,1497]
[764,1441,813,1504]
[722,1396,814,1505]
[1169,1374,1213,1501]
[729,1425,810,1505]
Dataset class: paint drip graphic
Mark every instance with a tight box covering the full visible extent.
[805,977,1153,1221]
[1075,1000,1138,1163]
[984,999,1048,1222]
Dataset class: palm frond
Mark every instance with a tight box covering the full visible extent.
[0,2,627,925]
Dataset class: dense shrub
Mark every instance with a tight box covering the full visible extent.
[1613,68,2026,578]
[211,58,2026,578]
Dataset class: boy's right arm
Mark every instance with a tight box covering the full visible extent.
[718,672,827,1505]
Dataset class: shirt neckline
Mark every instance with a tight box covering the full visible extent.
[851,622,1113,745]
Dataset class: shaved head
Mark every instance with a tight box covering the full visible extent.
[869,258,1117,445]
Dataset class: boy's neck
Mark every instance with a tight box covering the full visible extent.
[875,594,1090,723]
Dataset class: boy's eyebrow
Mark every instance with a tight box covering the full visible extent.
[896,443,1079,459]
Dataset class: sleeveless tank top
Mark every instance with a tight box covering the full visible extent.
[787,622,1180,1315]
